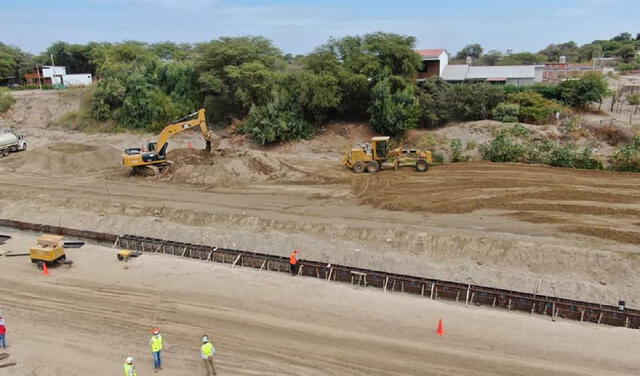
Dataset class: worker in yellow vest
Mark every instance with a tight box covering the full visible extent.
[150,328,163,372]
[200,335,217,376]
[123,357,137,376]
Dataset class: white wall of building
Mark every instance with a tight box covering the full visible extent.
[63,74,93,86]
[438,52,449,77]
[41,66,66,78]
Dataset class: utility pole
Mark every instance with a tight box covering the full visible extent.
[50,53,56,86]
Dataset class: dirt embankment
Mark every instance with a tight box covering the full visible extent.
[2,142,121,174]
[160,148,342,187]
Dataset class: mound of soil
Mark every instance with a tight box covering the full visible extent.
[160,148,326,187]
[10,142,121,174]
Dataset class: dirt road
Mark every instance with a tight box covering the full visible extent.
[1,231,638,376]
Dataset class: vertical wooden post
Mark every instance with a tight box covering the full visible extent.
[430,284,435,299]
[465,285,470,307]
[384,276,389,292]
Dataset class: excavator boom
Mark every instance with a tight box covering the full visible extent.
[122,108,213,175]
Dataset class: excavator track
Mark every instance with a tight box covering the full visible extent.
[2,218,639,330]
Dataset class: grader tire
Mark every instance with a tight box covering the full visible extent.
[366,161,380,173]
[353,161,366,173]
[416,159,429,172]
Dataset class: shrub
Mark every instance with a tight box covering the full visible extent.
[242,93,314,145]
[492,103,520,122]
[616,62,640,72]
[610,136,640,171]
[450,138,465,162]
[478,127,526,162]
[479,123,602,169]
[506,91,563,124]
[446,83,505,121]
[0,92,16,114]
[590,123,634,146]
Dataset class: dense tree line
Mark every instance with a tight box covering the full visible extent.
[0,31,622,141]
[455,32,640,67]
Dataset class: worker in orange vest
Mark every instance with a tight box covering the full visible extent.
[289,249,299,276]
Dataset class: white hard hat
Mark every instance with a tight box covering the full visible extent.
[126,357,134,364]
[202,335,208,343]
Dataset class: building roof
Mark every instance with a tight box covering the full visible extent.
[442,64,542,81]
[441,65,469,81]
[415,49,446,58]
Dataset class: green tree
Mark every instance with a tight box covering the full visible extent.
[368,70,420,135]
[455,44,483,60]
[612,32,633,42]
[0,43,34,82]
[559,72,609,110]
[37,41,96,74]
[480,50,503,65]
[615,44,637,63]
[578,43,603,62]
[195,36,281,124]
[499,52,546,65]
[538,41,579,62]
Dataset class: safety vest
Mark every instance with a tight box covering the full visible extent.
[150,334,163,352]
[123,363,137,376]
[289,252,298,265]
[202,342,215,357]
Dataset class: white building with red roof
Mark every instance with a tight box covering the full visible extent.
[415,48,448,79]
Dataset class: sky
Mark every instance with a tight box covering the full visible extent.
[1,0,638,55]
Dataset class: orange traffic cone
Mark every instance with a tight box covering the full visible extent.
[436,318,444,337]
[42,263,49,276]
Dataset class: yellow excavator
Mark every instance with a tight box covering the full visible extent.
[122,108,214,175]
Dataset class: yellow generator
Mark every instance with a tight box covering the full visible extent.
[30,234,67,265]
[342,136,433,173]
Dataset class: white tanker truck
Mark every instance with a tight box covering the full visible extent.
[0,129,27,157]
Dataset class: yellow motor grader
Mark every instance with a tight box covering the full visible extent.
[342,136,433,173]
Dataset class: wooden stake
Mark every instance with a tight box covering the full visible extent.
[383,276,389,292]
[259,258,267,271]
[232,254,242,267]
[465,285,470,307]
[430,284,435,299]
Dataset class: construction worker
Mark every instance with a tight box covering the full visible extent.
[289,249,299,276]
[123,357,137,376]
[200,335,217,376]
[0,310,6,349]
[150,328,163,372]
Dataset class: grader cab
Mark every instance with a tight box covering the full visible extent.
[342,136,432,173]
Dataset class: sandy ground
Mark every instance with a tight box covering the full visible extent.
[1,89,640,374]
[1,230,639,376]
